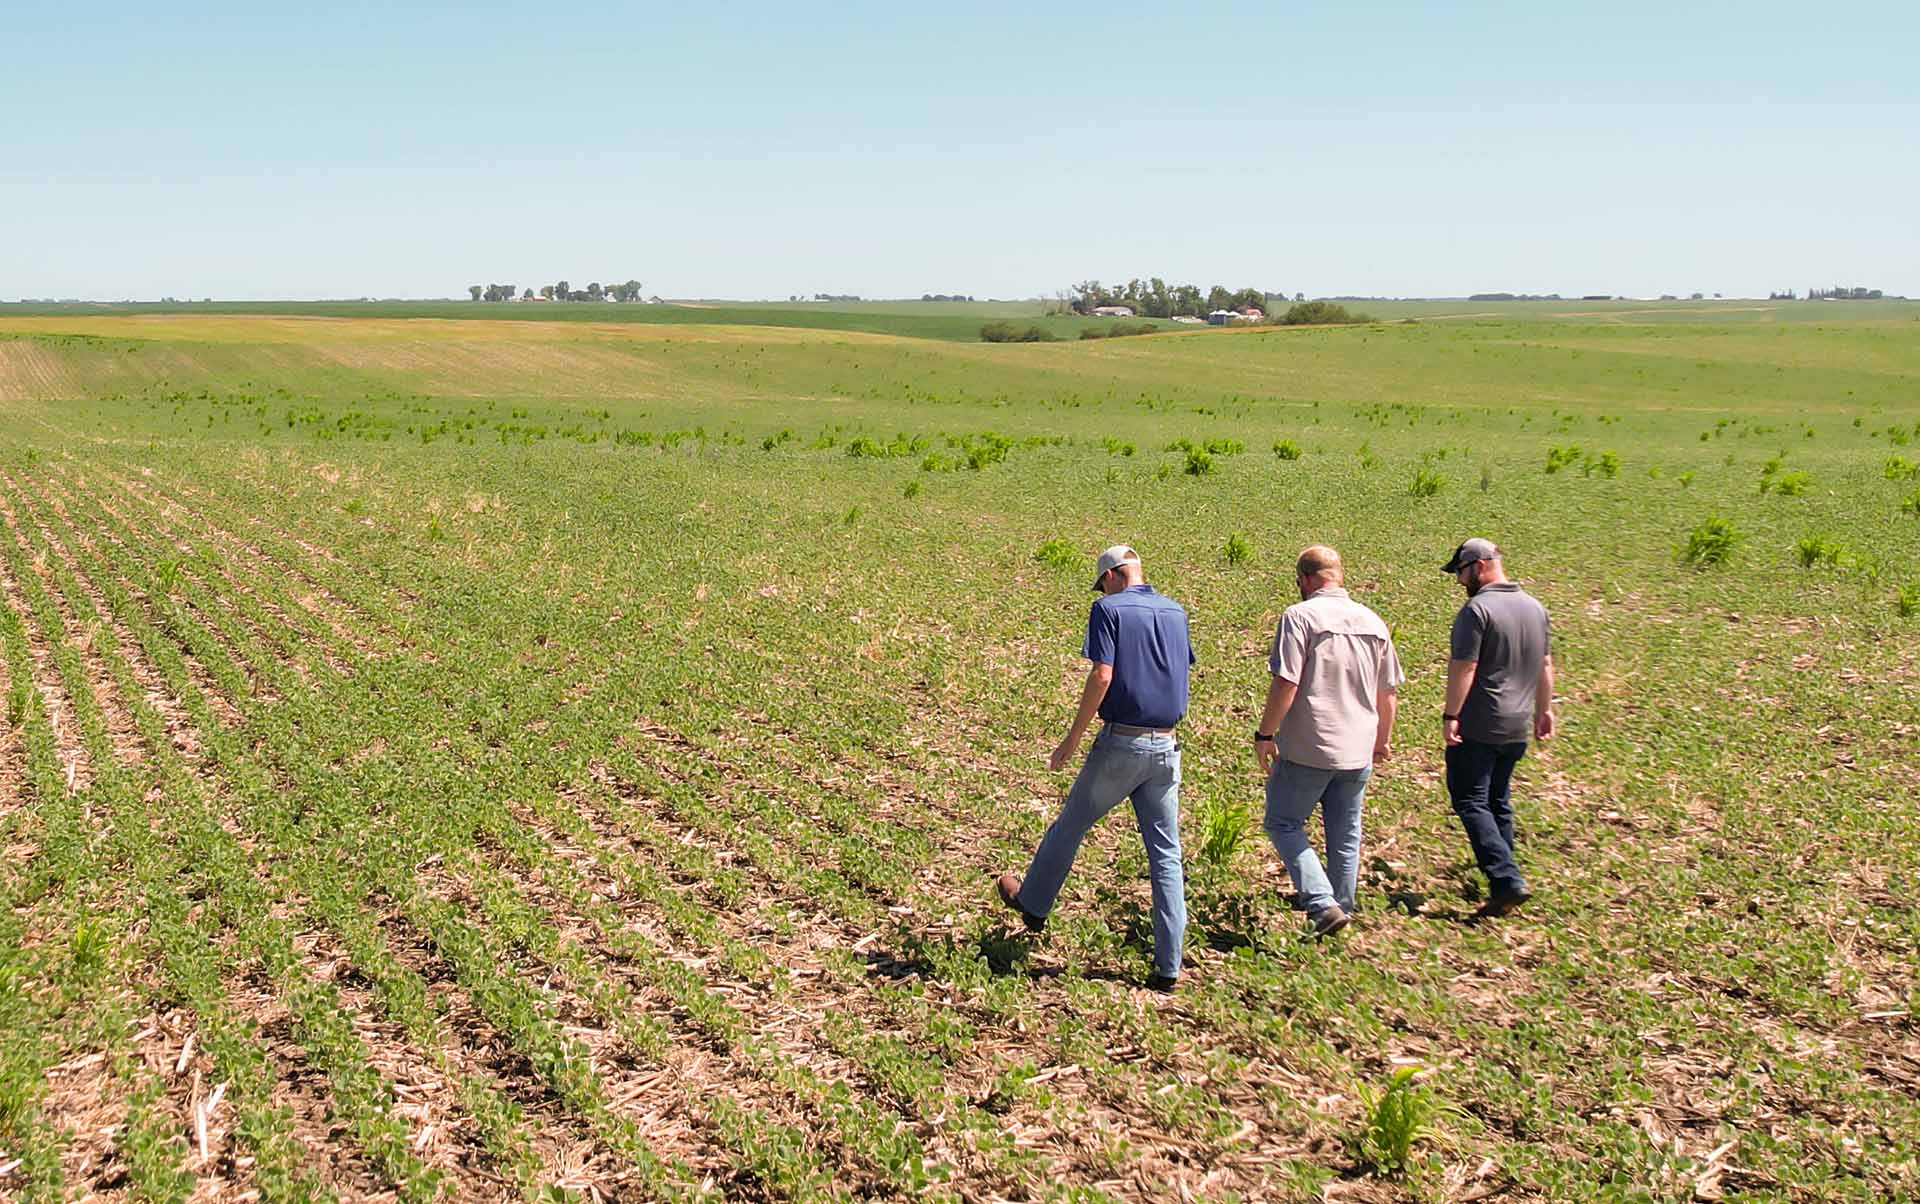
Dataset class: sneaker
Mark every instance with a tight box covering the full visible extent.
[1143,973,1179,994]
[1478,886,1533,918]
[1306,904,1350,939]
[995,873,1046,932]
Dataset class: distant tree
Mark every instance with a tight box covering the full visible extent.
[539,285,554,301]
[1171,284,1203,316]
[586,282,604,301]
[468,285,483,301]
[555,280,571,302]
[1207,285,1233,312]
[1229,287,1265,312]
[522,287,534,301]
[1280,300,1369,325]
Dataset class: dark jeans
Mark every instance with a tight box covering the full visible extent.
[1444,738,1529,896]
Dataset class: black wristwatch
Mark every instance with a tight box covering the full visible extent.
[1442,713,1459,721]
[1253,731,1275,744]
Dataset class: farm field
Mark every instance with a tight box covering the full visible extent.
[5,296,1915,344]
[0,309,1916,1202]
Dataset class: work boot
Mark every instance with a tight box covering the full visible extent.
[1478,885,1533,919]
[1305,903,1350,939]
[995,873,1046,933]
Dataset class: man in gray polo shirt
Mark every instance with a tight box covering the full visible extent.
[1254,545,1403,938]
[1440,538,1554,918]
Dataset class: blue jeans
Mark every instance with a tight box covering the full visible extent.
[1445,739,1529,896]
[1017,728,1185,978]
[1263,758,1371,916]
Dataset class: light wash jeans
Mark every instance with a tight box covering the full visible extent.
[1263,758,1372,916]
[1016,727,1186,978]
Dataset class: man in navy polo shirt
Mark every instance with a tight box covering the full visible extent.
[997,544,1194,992]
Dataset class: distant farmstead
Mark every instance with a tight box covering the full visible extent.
[1090,305,1135,317]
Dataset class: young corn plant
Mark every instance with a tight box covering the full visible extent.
[1034,538,1079,572]
[1223,533,1253,566]
[1795,534,1846,569]
[1196,796,1254,870]
[1683,515,1744,566]
[1349,1065,1448,1177]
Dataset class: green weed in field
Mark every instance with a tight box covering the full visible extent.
[1196,797,1255,869]
[1273,438,1303,460]
[1350,1066,1449,1177]
[1409,467,1446,498]
[1583,450,1621,478]
[1683,515,1744,566]
[1034,538,1079,572]
[1223,533,1253,566]
[1795,534,1847,569]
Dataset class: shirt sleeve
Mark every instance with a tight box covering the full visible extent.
[1449,604,1484,662]
[1269,613,1305,681]
[1379,637,1406,691]
[1083,602,1117,665]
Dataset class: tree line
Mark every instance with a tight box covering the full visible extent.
[468,280,646,302]
[1060,279,1301,317]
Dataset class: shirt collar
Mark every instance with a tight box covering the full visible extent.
[1305,585,1350,600]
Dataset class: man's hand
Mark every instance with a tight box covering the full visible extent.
[1256,738,1277,777]
[1534,709,1555,741]
[1049,737,1079,773]
[1372,737,1391,764]
[1443,716,1463,747]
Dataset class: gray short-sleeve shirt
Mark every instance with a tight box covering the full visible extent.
[1269,587,1405,771]
[1449,583,1551,744]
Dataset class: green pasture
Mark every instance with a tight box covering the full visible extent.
[0,310,1915,1201]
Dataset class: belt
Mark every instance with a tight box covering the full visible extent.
[1107,722,1177,737]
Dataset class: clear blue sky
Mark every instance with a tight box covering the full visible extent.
[4,1,1915,301]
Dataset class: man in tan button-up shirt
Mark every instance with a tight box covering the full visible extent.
[1253,545,1403,938]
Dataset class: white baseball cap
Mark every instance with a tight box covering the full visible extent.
[1093,544,1140,591]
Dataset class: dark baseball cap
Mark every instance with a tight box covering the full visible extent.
[1441,537,1500,573]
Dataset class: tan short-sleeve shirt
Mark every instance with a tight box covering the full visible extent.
[1269,586,1404,771]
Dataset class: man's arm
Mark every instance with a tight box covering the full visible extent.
[1534,653,1555,740]
[1373,688,1397,761]
[1051,662,1113,771]
[1443,658,1477,747]
[1254,675,1297,775]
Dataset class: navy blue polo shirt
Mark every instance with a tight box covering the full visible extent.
[1083,584,1194,728]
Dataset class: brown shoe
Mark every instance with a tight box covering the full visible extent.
[996,873,1046,932]
[1305,904,1350,940]
[1477,886,1533,919]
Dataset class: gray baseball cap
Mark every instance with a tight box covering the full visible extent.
[1441,538,1500,573]
[1092,544,1139,590]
